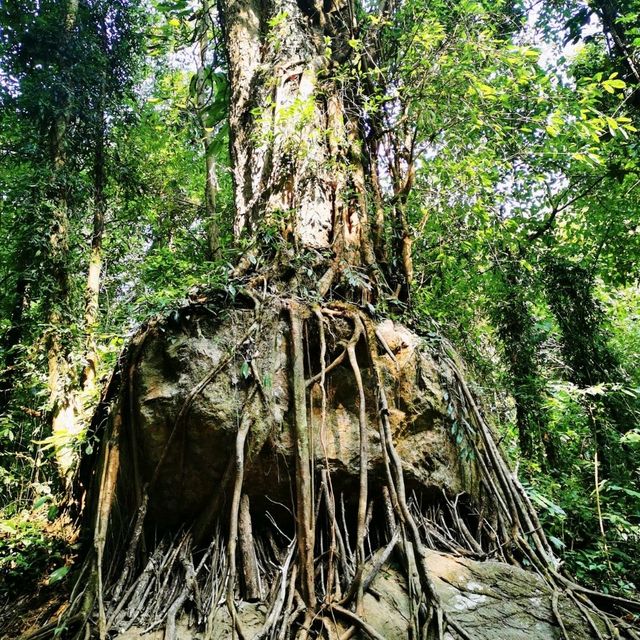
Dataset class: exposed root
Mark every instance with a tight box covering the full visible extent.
[345,315,367,613]
[329,604,386,640]
[30,299,639,640]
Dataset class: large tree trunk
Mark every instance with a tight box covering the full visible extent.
[221,0,377,288]
[50,3,115,479]
[79,9,110,418]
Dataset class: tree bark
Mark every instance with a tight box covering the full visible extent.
[195,0,222,260]
[591,0,640,85]
[81,105,106,399]
[238,493,261,600]
[219,0,376,279]
[47,0,82,479]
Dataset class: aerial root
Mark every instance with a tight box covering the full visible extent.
[34,300,640,639]
[441,349,640,638]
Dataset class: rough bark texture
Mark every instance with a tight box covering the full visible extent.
[222,0,375,272]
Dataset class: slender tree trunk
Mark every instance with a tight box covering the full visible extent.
[0,271,28,415]
[47,0,81,479]
[80,8,110,403]
[492,258,548,463]
[195,0,222,260]
[80,108,106,400]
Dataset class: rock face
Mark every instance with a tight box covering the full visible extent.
[425,551,602,640]
[130,306,473,527]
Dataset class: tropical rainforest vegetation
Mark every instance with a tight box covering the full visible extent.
[0,0,639,637]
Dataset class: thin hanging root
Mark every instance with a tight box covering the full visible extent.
[164,539,197,640]
[438,349,640,636]
[111,491,149,602]
[94,415,123,640]
[261,539,296,636]
[225,387,257,640]
[316,308,351,598]
[362,527,399,593]
[346,314,368,612]
[124,538,175,629]
[106,539,166,630]
[277,563,299,640]
[448,357,553,558]
[445,494,484,556]
[238,494,261,600]
[306,348,347,388]
[203,531,228,640]
[320,470,351,586]
[361,312,489,639]
[288,302,316,608]
[361,316,444,635]
[373,326,397,365]
[295,609,316,640]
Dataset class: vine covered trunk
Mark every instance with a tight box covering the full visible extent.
[222,0,378,291]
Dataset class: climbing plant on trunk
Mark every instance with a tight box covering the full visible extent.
[221,0,382,296]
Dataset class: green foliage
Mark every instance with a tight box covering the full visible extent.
[396,0,640,596]
[0,507,72,598]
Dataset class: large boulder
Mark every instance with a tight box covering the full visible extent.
[129,306,475,527]
[100,302,614,639]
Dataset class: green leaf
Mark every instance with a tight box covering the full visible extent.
[33,495,50,509]
[545,124,560,137]
[549,535,565,550]
[622,429,640,444]
[48,566,69,585]
[610,79,626,89]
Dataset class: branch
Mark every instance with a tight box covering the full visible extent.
[527,175,606,242]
